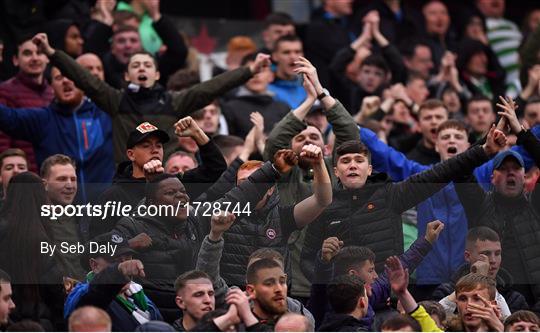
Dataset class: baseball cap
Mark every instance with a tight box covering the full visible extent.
[492,150,524,170]
[126,122,170,149]
[80,232,136,271]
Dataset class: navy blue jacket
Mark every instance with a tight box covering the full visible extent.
[0,97,114,202]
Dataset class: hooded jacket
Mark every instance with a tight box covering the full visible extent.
[0,97,114,202]
[89,140,226,238]
[318,313,369,332]
[221,87,290,138]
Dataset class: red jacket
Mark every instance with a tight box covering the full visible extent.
[0,72,54,172]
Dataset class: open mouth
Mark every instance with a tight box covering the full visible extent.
[507,179,517,187]
[447,146,457,154]
[347,173,359,178]
[138,74,148,82]
[430,128,437,135]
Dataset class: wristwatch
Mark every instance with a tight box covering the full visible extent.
[317,88,330,100]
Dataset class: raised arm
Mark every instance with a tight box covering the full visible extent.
[293,144,332,228]
[385,256,443,332]
[215,149,297,208]
[150,6,188,84]
[360,125,428,180]
[263,79,317,161]
[169,54,270,117]
[0,104,48,143]
[32,33,122,115]
[174,116,227,199]
[387,126,507,213]
[294,56,360,151]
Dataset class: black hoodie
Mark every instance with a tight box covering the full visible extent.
[89,140,227,238]
[318,313,369,332]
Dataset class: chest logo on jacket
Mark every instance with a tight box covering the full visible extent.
[266,228,276,240]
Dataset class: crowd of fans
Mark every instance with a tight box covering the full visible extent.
[1,0,540,331]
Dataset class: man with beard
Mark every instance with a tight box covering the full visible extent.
[245,258,289,329]
[0,63,113,203]
[112,147,299,322]
[263,56,359,301]
[32,32,270,164]
[454,96,540,306]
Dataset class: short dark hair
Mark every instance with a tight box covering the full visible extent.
[248,248,284,267]
[40,154,76,178]
[264,12,294,29]
[240,52,258,66]
[455,273,497,300]
[466,95,493,114]
[418,99,448,117]
[361,54,390,75]
[127,51,158,70]
[399,37,432,59]
[274,34,302,52]
[113,10,140,25]
[327,275,366,314]
[174,270,212,294]
[437,119,468,135]
[418,300,446,323]
[466,227,500,249]
[167,69,200,91]
[0,269,11,292]
[333,246,375,277]
[113,24,139,36]
[0,148,27,169]
[504,310,540,330]
[335,140,371,166]
[525,96,540,108]
[145,173,180,204]
[246,258,282,284]
[166,150,198,167]
[381,314,422,332]
[213,135,245,157]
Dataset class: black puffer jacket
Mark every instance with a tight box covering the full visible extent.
[112,161,281,322]
[301,145,491,279]
[432,263,529,313]
[220,191,296,287]
[113,213,206,323]
[455,130,540,302]
[90,140,226,238]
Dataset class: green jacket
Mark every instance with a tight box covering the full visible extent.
[50,50,253,163]
[263,99,359,297]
